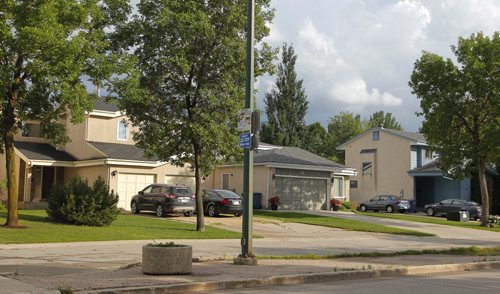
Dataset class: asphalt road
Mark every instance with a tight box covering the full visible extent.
[208,269,500,294]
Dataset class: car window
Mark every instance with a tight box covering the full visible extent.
[217,190,241,199]
[371,196,380,201]
[205,191,218,200]
[151,186,161,193]
[142,185,153,193]
[159,186,169,193]
[452,200,465,205]
[380,196,388,201]
[440,199,453,205]
[173,187,192,195]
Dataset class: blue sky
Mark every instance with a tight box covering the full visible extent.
[256,0,500,131]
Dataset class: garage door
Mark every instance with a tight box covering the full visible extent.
[274,177,327,210]
[165,175,196,192]
[117,173,155,210]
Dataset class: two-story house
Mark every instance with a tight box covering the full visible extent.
[0,98,195,210]
[337,127,471,208]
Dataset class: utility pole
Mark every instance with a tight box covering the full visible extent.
[235,0,256,265]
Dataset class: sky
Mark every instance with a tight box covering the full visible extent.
[256,0,500,131]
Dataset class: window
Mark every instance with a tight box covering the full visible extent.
[425,148,432,159]
[117,119,128,140]
[362,162,372,175]
[21,123,43,138]
[372,131,380,141]
[151,186,161,193]
[350,180,358,189]
[222,174,230,190]
[142,185,153,193]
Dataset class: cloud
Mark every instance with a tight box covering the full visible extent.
[330,78,402,106]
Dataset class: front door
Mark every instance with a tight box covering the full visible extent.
[41,167,55,200]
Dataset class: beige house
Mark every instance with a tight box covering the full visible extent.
[204,143,356,210]
[337,127,472,208]
[0,98,195,211]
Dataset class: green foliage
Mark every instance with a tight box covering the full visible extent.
[367,111,403,130]
[147,241,181,247]
[262,43,308,147]
[0,200,5,211]
[302,122,328,156]
[409,32,500,223]
[324,112,366,163]
[341,201,359,211]
[46,177,120,227]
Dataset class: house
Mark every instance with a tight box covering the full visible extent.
[0,98,195,210]
[204,143,357,210]
[337,127,471,207]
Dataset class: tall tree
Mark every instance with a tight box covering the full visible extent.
[367,111,403,130]
[302,122,328,157]
[113,0,274,232]
[0,0,130,227]
[325,112,365,163]
[263,43,308,147]
[409,32,500,226]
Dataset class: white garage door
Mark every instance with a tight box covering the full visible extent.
[274,177,328,210]
[117,173,155,210]
[165,175,196,192]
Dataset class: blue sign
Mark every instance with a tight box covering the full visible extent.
[239,133,251,148]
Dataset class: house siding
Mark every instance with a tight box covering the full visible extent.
[86,115,138,145]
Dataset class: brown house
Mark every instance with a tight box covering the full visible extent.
[0,99,194,211]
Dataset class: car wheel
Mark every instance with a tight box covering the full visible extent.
[386,205,394,213]
[207,205,218,217]
[234,212,242,217]
[360,205,367,212]
[183,211,193,217]
[156,204,166,217]
[425,208,435,216]
[131,201,140,214]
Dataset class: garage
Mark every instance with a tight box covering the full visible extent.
[117,173,156,210]
[274,168,329,210]
[165,175,196,192]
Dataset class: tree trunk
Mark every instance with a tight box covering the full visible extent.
[193,148,205,232]
[4,91,19,227]
[478,159,490,227]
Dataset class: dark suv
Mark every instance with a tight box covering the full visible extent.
[130,184,194,217]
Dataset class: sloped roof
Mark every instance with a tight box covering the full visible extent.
[337,127,427,150]
[14,142,76,162]
[408,160,442,174]
[254,146,346,169]
[88,142,158,162]
[93,97,119,112]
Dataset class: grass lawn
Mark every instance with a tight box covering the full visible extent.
[358,212,500,233]
[0,210,240,244]
[254,211,434,236]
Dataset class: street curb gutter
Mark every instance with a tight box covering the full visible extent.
[79,261,500,294]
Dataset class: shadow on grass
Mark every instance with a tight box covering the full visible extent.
[255,211,325,219]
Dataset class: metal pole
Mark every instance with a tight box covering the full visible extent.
[241,0,254,258]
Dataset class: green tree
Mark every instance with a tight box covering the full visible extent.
[302,122,328,157]
[0,0,130,227]
[325,112,365,163]
[409,32,500,226]
[263,43,308,147]
[113,0,274,232]
[367,111,403,130]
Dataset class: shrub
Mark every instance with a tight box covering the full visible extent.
[47,176,120,226]
[268,196,281,206]
[341,201,359,212]
[330,199,342,211]
[0,200,5,210]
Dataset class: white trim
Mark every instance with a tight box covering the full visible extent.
[265,163,357,175]
[89,110,122,118]
[25,158,166,168]
[274,174,329,180]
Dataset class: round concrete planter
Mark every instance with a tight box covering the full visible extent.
[142,244,192,275]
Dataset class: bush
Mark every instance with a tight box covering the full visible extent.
[341,201,359,212]
[0,200,5,210]
[47,176,120,226]
[329,198,342,211]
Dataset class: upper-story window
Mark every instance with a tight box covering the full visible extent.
[362,162,373,175]
[117,119,128,140]
[21,123,43,138]
[372,131,380,141]
[425,148,432,159]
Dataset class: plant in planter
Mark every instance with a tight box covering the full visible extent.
[268,196,281,210]
[142,241,192,275]
[330,198,342,211]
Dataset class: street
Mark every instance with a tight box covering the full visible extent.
[208,269,500,294]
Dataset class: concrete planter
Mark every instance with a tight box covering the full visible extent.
[142,244,192,275]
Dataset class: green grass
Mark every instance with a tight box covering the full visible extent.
[254,211,434,236]
[257,246,500,260]
[358,212,500,232]
[0,210,240,244]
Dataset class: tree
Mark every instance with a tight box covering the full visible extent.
[409,32,500,226]
[0,0,130,227]
[302,122,328,157]
[367,111,403,130]
[263,43,308,147]
[325,112,365,163]
[113,0,274,232]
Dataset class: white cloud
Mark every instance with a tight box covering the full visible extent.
[330,78,402,106]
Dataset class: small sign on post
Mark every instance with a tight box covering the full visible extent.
[239,133,251,148]
[238,109,252,132]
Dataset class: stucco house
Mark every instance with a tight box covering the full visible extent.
[204,143,357,210]
[337,127,473,208]
[0,98,195,211]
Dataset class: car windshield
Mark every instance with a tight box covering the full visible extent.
[173,187,192,195]
[216,190,241,199]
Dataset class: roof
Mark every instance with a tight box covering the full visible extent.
[254,145,346,169]
[408,160,442,175]
[93,97,119,112]
[14,142,76,162]
[88,142,158,162]
[337,127,427,150]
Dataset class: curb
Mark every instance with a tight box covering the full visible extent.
[78,261,500,294]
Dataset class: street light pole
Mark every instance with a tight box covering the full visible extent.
[240,0,255,262]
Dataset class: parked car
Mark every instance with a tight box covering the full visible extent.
[424,199,482,219]
[202,189,243,217]
[130,184,194,217]
[359,195,410,213]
